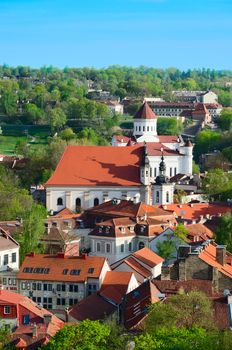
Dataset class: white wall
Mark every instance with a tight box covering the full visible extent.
[0,247,19,272]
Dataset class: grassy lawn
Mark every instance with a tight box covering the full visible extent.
[0,125,51,155]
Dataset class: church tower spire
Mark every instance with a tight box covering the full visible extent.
[133,102,159,142]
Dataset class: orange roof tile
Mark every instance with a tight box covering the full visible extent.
[163,203,232,221]
[124,257,151,278]
[133,247,164,267]
[45,145,143,187]
[17,254,108,282]
[100,271,134,304]
[199,244,232,278]
[134,102,157,119]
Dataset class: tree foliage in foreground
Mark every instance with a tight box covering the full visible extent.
[42,320,126,350]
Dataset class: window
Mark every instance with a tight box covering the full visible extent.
[166,192,170,203]
[120,227,125,234]
[21,282,26,290]
[143,126,145,131]
[170,168,172,177]
[174,167,177,175]
[69,298,78,306]
[96,243,101,252]
[76,198,81,208]
[3,278,7,285]
[150,167,153,177]
[69,285,79,293]
[88,284,97,296]
[4,306,11,315]
[43,284,48,291]
[37,283,42,291]
[154,168,157,177]
[94,198,99,206]
[12,252,17,263]
[120,244,124,253]
[57,298,66,306]
[23,315,30,325]
[106,244,111,253]
[147,126,149,131]
[8,278,12,285]
[128,242,132,252]
[139,242,145,249]
[23,267,33,273]
[156,191,160,203]
[32,282,36,290]
[43,297,53,309]
[88,268,94,274]
[70,270,80,276]
[139,126,141,131]
[57,197,63,206]
[63,269,69,275]
[3,255,8,265]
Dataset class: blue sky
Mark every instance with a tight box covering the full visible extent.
[0,0,231,69]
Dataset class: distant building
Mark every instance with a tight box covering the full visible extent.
[172,90,218,104]
[106,101,124,114]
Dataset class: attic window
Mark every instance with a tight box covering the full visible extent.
[23,267,33,273]
[88,268,94,274]
[63,269,69,275]
[32,267,50,274]
[70,269,81,275]
[120,227,125,234]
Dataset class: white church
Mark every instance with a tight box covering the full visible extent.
[45,102,193,212]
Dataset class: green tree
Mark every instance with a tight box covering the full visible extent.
[59,127,76,141]
[145,291,215,332]
[193,130,221,162]
[203,168,232,198]
[174,223,189,240]
[192,160,200,174]
[157,118,183,135]
[42,320,125,350]
[217,108,232,131]
[24,103,44,124]
[216,212,232,252]
[49,107,67,132]
[16,203,47,263]
[218,91,232,107]
[156,240,176,261]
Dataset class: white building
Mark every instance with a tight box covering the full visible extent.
[0,227,19,273]
[45,102,193,212]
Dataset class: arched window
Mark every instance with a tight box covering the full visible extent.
[57,197,63,206]
[156,191,160,203]
[76,198,81,212]
[94,198,99,206]
[139,242,145,250]
[166,191,169,203]
[96,243,101,252]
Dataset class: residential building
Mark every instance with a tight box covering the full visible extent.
[106,101,124,115]
[162,242,232,292]
[111,247,164,283]
[0,289,63,349]
[0,227,19,273]
[172,90,218,104]
[17,252,111,310]
[192,103,212,124]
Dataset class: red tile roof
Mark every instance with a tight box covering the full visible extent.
[186,223,214,242]
[163,203,232,221]
[199,243,232,278]
[134,102,157,119]
[146,143,181,156]
[69,293,117,321]
[112,135,131,143]
[53,208,80,219]
[124,257,151,278]
[45,145,143,187]
[100,271,134,304]
[124,281,160,329]
[158,136,180,143]
[133,247,164,267]
[153,279,214,297]
[192,103,209,115]
[17,253,109,282]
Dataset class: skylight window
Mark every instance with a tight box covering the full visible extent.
[63,269,69,275]
[88,268,94,274]
[70,269,81,275]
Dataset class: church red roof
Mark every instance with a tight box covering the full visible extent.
[134,102,157,120]
[45,145,143,187]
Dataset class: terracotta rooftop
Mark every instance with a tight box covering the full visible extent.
[146,143,181,156]
[133,247,164,267]
[124,257,151,278]
[69,293,117,321]
[17,253,109,282]
[87,199,174,219]
[134,102,157,120]
[0,226,19,251]
[192,103,209,115]
[100,271,135,304]
[153,279,214,297]
[162,203,232,221]
[45,145,143,187]
[199,243,232,278]
[124,281,160,330]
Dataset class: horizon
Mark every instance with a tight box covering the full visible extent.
[0,0,231,70]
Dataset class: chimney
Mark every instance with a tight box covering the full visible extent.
[27,252,35,257]
[178,245,191,259]
[216,245,226,265]
[43,314,52,325]
[82,253,88,260]
[32,323,37,338]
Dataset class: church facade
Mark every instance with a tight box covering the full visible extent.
[45,102,193,212]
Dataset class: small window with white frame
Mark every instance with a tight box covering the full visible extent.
[4,306,11,315]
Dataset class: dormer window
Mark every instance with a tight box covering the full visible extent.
[99,226,103,233]
[129,226,134,233]
[105,226,110,234]
[120,227,125,234]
